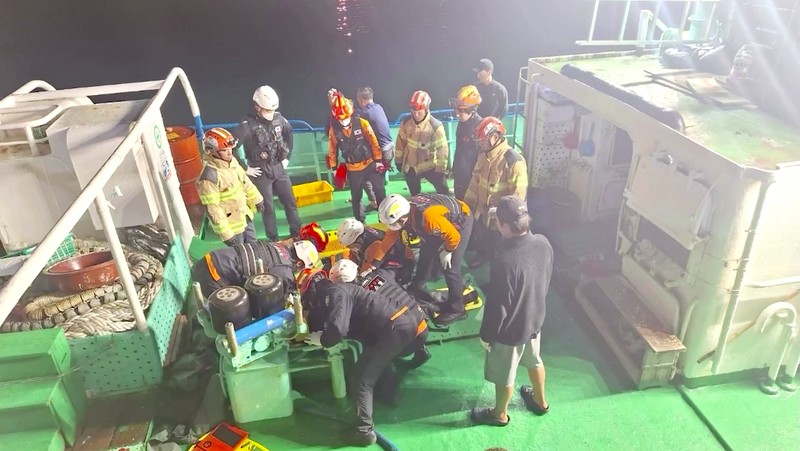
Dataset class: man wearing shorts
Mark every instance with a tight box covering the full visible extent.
[470,195,554,426]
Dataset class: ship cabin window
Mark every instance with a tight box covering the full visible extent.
[636,216,690,269]
[610,128,633,167]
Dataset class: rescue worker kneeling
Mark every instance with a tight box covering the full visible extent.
[298,267,428,447]
[336,218,415,283]
[330,259,431,370]
[192,239,321,299]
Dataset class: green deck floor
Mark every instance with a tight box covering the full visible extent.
[187,180,799,450]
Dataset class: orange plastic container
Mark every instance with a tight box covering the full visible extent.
[166,126,203,205]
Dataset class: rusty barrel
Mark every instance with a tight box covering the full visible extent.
[166,126,203,205]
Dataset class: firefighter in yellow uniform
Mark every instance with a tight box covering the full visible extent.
[464,117,527,263]
[196,127,264,246]
[395,90,450,195]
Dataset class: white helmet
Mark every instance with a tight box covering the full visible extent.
[293,240,321,269]
[253,85,279,110]
[378,194,411,230]
[329,259,359,283]
[337,218,365,246]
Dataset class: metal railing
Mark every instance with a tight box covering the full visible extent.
[577,0,722,47]
[0,68,202,331]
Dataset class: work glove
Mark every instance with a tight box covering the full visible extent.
[439,250,453,270]
[375,161,387,174]
[360,266,376,278]
[488,207,498,222]
[245,166,262,178]
[480,339,492,352]
[255,202,264,213]
[281,159,289,169]
[304,331,323,347]
[223,238,237,247]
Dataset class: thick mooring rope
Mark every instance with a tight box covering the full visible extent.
[1,241,164,337]
[60,278,162,338]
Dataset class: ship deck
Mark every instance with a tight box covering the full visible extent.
[184,181,799,450]
[539,53,800,170]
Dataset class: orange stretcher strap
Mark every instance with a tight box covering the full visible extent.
[205,254,221,282]
[389,306,408,321]
[416,319,428,337]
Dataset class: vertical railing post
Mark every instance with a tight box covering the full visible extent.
[94,192,149,333]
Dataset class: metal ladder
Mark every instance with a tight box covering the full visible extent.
[577,0,724,47]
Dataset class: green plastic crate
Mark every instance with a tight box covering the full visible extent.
[68,238,190,397]
[0,429,65,451]
[0,328,70,382]
[0,378,81,446]
[13,233,76,266]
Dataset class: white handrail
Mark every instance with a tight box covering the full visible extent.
[0,67,201,331]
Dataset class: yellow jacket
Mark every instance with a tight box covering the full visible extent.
[395,114,449,174]
[196,156,263,242]
[464,139,527,228]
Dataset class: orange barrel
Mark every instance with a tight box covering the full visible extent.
[166,126,203,205]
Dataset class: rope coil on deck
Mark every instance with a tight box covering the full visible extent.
[1,239,164,337]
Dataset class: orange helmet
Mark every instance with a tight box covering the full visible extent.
[409,90,431,111]
[298,222,329,252]
[331,94,354,120]
[296,268,327,295]
[456,85,481,110]
[203,127,238,154]
[474,117,506,141]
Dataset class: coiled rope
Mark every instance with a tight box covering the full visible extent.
[1,239,164,338]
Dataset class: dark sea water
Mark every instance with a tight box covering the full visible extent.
[1,0,626,126]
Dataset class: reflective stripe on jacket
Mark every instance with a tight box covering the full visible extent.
[464,140,527,228]
[395,114,449,174]
[196,156,263,241]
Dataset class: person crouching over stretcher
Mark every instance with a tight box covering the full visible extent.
[297,268,428,447]
[330,258,432,370]
[336,218,415,284]
[372,193,473,325]
[192,239,321,299]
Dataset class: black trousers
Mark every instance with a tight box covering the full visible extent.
[226,220,257,246]
[404,168,449,196]
[347,163,386,222]
[250,165,302,241]
[410,214,473,314]
[351,311,423,434]
[470,220,501,260]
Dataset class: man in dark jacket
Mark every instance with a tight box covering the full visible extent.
[470,195,553,426]
[451,85,483,201]
[191,239,320,298]
[474,58,508,120]
[299,269,428,446]
[235,85,302,241]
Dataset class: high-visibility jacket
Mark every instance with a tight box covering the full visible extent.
[196,156,263,242]
[395,114,449,174]
[464,139,527,228]
[327,117,383,172]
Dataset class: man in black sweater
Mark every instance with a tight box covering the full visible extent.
[470,195,554,426]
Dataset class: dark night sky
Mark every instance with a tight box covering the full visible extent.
[1,0,631,126]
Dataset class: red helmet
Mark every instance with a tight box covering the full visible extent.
[409,90,431,111]
[331,94,354,120]
[474,117,506,141]
[296,268,327,295]
[298,222,329,252]
[203,127,238,154]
